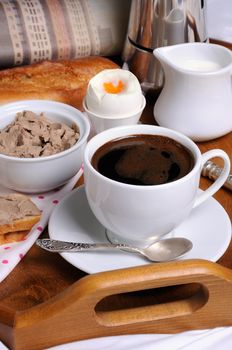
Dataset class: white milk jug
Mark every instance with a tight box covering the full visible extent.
[153,43,232,141]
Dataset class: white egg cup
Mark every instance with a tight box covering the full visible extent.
[83,95,146,134]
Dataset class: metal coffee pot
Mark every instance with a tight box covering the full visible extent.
[122,0,207,92]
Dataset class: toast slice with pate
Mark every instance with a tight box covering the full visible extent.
[0,193,41,243]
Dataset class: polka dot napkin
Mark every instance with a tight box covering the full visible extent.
[0,167,83,283]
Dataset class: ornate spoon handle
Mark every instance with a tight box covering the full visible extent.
[202,161,232,192]
[36,238,138,253]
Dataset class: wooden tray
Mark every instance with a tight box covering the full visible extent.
[0,93,232,350]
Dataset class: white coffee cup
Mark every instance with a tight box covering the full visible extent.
[84,124,230,248]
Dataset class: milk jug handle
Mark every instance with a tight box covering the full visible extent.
[193,149,230,208]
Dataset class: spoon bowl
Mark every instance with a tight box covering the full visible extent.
[36,237,193,262]
[136,237,193,262]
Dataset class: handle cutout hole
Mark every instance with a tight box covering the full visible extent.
[95,283,208,326]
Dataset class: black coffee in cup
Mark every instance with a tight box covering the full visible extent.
[91,135,194,185]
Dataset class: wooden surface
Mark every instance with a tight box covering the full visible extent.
[0,93,232,349]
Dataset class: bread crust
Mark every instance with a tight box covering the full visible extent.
[0,56,118,110]
[0,215,41,235]
[0,230,29,245]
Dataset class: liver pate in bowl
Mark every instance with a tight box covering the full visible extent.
[0,100,90,193]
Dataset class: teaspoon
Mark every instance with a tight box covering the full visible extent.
[36,237,193,262]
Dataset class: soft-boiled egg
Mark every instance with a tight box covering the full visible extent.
[85,69,143,116]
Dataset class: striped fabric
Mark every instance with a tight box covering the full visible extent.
[0,0,130,68]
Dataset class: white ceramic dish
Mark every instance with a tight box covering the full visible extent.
[83,95,146,134]
[0,100,90,193]
[48,186,232,274]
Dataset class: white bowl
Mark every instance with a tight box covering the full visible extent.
[83,95,146,134]
[0,100,90,193]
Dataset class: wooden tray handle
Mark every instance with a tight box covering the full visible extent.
[4,259,232,350]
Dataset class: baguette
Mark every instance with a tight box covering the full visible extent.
[0,194,41,244]
[0,56,119,110]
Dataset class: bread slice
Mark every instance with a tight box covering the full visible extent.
[0,215,41,235]
[0,56,118,110]
[0,194,41,241]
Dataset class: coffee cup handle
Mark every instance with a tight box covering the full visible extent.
[193,149,230,209]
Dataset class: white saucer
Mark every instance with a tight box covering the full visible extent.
[48,186,232,274]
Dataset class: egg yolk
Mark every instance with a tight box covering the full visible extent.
[103,80,124,94]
